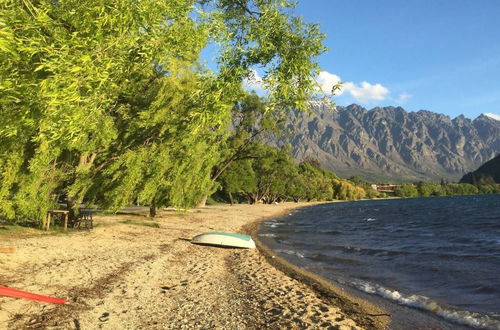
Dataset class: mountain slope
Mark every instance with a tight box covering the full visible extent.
[284,100,500,182]
[460,154,500,184]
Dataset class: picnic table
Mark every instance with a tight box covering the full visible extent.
[43,210,93,231]
[44,210,69,231]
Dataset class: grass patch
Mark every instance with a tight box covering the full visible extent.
[0,224,51,238]
[120,219,160,228]
[0,222,86,237]
[0,224,30,235]
[47,225,79,234]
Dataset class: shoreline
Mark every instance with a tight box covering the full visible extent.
[243,213,390,329]
[0,202,388,329]
[254,199,487,330]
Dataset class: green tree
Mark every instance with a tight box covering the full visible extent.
[332,180,366,200]
[416,182,444,197]
[444,183,479,196]
[297,161,335,201]
[348,175,366,186]
[477,184,500,194]
[219,159,257,205]
[363,186,379,199]
[248,144,294,204]
[0,0,326,222]
[394,184,419,198]
[2,0,212,220]
[199,92,281,206]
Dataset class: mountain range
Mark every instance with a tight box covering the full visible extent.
[282,99,500,182]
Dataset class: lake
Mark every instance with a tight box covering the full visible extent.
[259,195,500,329]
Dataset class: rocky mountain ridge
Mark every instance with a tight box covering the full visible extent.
[284,100,500,182]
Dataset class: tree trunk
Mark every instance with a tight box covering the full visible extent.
[246,193,255,204]
[197,194,208,208]
[66,195,77,223]
[149,199,156,218]
[65,151,98,223]
[228,192,234,205]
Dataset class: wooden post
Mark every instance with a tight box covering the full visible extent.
[149,199,156,218]
[64,213,68,231]
[45,212,51,231]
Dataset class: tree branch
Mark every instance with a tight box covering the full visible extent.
[211,127,264,181]
[94,156,119,173]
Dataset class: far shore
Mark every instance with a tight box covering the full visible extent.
[0,202,389,329]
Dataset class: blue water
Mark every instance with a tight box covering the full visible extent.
[259,195,500,329]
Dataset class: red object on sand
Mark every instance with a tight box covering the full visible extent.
[0,285,66,304]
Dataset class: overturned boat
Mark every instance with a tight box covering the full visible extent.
[191,232,256,249]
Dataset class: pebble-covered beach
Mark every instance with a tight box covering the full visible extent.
[0,203,387,329]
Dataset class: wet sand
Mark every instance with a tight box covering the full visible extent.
[0,203,389,329]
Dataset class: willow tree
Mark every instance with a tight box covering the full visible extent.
[0,0,325,222]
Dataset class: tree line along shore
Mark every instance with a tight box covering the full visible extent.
[0,0,326,225]
[1,1,498,229]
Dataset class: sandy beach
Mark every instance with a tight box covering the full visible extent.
[0,203,389,329]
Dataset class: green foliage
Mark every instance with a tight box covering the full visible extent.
[443,183,479,196]
[296,161,336,201]
[0,224,30,236]
[348,175,366,186]
[219,159,257,203]
[410,182,496,198]
[416,182,445,197]
[0,0,326,221]
[477,184,500,194]
[216,143,365,203]
[332,180,366,200]
[205,0,327,112]
[363,187,379,199]
[394,184,419,198]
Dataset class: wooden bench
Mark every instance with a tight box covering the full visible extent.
[44,210,94,231]
[44,210,69,231]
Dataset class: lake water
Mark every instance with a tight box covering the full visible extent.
[259,195,500,329]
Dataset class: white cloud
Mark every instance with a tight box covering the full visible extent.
[343,81,390,104]
[243,69,265,92]
[395,92,412,104]
[314,71,390,104]
[484,113,500,121]
[246,69,393,105]
[315,71,344,95]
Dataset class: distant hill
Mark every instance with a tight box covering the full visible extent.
[460,154,500,184]
[280,100,500,182]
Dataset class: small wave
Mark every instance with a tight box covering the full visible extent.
[258,233,276,238]
[473,285,500,295]
[312,253,360,265]
[275,249,305,259]
[352,280,500,329]
[319,230,342,235]
[263,221,286,228]
[314,243,410,257]
[366,218,376,221]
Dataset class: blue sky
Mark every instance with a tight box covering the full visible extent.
[294,0,500,119]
